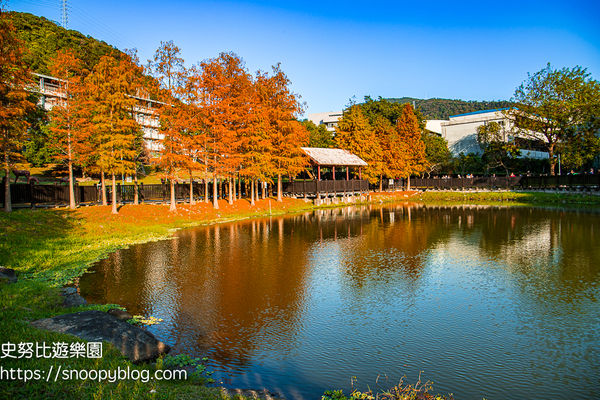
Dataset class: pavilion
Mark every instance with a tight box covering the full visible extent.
[300,147,367,180]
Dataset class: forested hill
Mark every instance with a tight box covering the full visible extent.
[388,97,513,119]
[8,11,123,74]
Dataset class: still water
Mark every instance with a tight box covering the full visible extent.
[79,204,600,400]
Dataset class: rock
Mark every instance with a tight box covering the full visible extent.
[107,308,133,321]
[30,310,170,363]
[0,267,17,283]
[61,287,87,307]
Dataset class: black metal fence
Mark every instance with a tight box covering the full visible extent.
[2,182,215,208]
[411,174,600,190]
[281,179,369,197]
[3,175,599,207]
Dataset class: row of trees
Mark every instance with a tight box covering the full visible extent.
[49,43,308,213]
[1,5,309,213]
[333,98,429,190]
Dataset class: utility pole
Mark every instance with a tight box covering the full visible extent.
[61,0,68,29]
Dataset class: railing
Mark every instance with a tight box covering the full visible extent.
[1,182,212,208]
[411,175,600,190]
[4,175,598,207]
[281,180,369,197]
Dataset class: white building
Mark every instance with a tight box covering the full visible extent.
[439,109,548,159]
[32,73,163,154]
[307,111,343,132]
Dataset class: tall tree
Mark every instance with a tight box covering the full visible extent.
[395,104,427,188]
[255,65,308,202]
[199,52,251,208]
[376,115,401,189]
[510,63,600,175]
[47,49,87,209]
[151,40,189,211]
[85,55,142,214]
[0,7,35,212]
[335,105,384,185]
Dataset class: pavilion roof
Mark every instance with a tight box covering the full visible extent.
[301,147,368,167]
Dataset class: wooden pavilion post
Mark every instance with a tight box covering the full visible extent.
[332,166,335,180]
[346,166,349,180]
[359,167,362,180]
[317,165,321,181]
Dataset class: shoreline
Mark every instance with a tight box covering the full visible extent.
[1,190,599,399]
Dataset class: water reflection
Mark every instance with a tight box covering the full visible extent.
[80,205,600,400]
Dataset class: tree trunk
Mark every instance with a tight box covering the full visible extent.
[277,174,282,202]
[213,175,219,209]
[406,175,411,191]
[68,159,75,210]
[111,173,118,214]
[3,151,11,213]
[204,178,209,203]
[548,144,556,176]
[250,179,255,206]
[379,175,383,192]
[133,169,139,205]
[189,170,195,205]
[170,179,177,211]
[232,175,237,201]
[228,178,233,205]
[262,181,266,200]
[238,175,241,200]
[101,170,107,206]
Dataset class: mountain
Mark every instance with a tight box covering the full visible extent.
[388,97,513,120]
[7,11,123,74]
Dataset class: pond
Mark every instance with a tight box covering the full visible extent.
[79,204,600,400]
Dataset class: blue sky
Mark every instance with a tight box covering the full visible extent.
[10,0,600,116]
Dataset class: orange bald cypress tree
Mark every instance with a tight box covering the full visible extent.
[396,104,427,188]
[84,55,142,214]
[151,41,190,211]
[335,105,384,186]
[47,49,88,209]
[254,65,308,202]
[0,7,35,212]
[200,52,251,208]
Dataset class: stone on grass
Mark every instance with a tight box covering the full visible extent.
[31,310,170,362]
[0,267,17,283]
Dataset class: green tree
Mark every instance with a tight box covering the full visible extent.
[509,63,600,175]
[301,119,334,148]
[477,121,520,175]
[422,132,451,177]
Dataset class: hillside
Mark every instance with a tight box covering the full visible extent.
[389,97,513,120]
[8,11,123,74]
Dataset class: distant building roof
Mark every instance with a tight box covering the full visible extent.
[449,108,510,118]
[301,147,368,167]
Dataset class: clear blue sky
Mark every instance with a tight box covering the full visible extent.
[10,0,600,116]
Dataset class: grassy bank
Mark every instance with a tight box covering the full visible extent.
[368,189,600,207]
[0,198,314,399]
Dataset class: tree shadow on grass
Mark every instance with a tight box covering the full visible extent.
[0,208,80,285]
